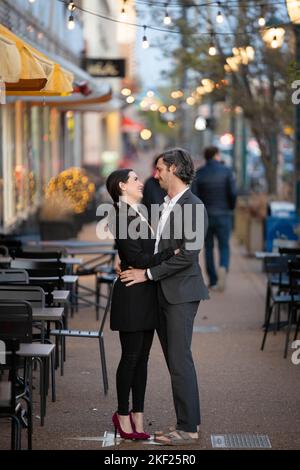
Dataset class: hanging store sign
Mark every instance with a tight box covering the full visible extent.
[83,58,126,78]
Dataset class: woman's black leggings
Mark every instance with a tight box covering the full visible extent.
[117,329,154,415]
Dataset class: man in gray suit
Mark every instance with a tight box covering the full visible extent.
[120,148,209,444]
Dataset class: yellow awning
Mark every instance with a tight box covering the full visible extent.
[0,24,73,95]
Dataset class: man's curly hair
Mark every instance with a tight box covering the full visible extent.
[155,148,195,184]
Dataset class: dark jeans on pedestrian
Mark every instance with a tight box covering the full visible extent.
[205,213,232,287]
[117,329,154,415]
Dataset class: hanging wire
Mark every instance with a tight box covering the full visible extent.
[56,0,294,37]
[134,0,288,8]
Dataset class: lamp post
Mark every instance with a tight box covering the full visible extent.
[286,0,300,214]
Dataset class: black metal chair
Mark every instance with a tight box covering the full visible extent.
[50,278,116,394]
[11,250,62,262]
[0,245,9,256]
[0,269,29,285]
[11,260,66,297]
[0,300,33,450]
[262,258,300,357]
[74,249,116,318]
[278,247,300,257]
[263,255,290,328]
[284,260,300,357]
[0,239,22,255]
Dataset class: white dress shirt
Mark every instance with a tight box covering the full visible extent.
[147,187,189,280]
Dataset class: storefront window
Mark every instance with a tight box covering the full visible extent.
[31,106,41,203]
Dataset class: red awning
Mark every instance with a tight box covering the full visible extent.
[121,116,143,133]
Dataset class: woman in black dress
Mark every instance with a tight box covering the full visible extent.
[106,169,176,440]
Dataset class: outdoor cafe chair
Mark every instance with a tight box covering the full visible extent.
[261,259,300,357]
[0,245,9,256]
[74,249,116,317]
[50,278,116,394]
[284,260,300,357]
[263,255,290,327]
[278,247,300,257]
[0,269,29,285]
[0,287,58,424]
[11,250,62,262]
[0,300,33,450]
[0,239,22,252]
[11,260,66,289]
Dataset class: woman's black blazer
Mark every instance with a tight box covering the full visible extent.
[110,203,173,332]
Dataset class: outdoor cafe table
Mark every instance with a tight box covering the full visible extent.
[27,240,113,249]
[65,248,117,256]
[32,307,64,343]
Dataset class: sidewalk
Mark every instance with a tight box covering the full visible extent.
[2,224,299,450]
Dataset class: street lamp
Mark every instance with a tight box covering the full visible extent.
[286,0,300,213]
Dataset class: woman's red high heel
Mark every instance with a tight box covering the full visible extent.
[112,412,138,440]
[129,411,151,440]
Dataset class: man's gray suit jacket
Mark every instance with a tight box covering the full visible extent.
[149,189,210,304]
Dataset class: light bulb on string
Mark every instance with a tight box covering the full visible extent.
[142,26,149,49]
[209,45,217,56]
[68,14,75,30]
[68,1,75,11]
[216,11,223,24]
[28,0,35,3]
[163,4,171,25]
[208,32,217,56]
[271,35,279,48]
[216,3,223,24]
[258,6,265,27]
[120,8,126,21]
[120,0,127,21]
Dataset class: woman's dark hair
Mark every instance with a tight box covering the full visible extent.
[106,169,133,204]
[155,148,194,184]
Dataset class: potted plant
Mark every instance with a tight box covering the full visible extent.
[39,168,95,240]
[39,191,76,240]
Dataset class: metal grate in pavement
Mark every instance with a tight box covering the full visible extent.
[211,434,271,449]
[193,325,220,333]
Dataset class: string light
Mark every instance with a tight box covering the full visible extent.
[68,1,75,11]
[57,0,288,47]
[186,96,196,105]
[271,34,279,48]
[135,0,286,8]
[216,3,223,24]
[28,0,35,3]
[121,87,131,96]
[163,3,172,25]
[140,129,152,140]
[142,25,149,48]
[208,32,217,56]
[258,16,266,26]
[126,95,135,103]
[120,0,127,21]
[258,5,265,26]
[168,104,176,112]
[209,45,217,56]
[159,105,167,113]
[68,14,75,30]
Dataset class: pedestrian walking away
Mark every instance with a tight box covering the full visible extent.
[191,146,237,292]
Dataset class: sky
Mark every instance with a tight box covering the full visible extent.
[135,3,172,89]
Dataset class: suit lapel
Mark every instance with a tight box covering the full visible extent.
[157,189,191,248]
